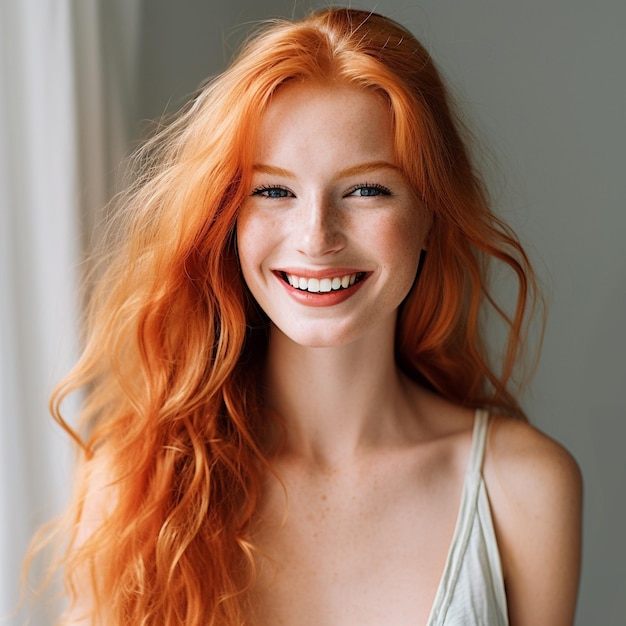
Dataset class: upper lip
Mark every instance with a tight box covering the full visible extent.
[273,267,368,279]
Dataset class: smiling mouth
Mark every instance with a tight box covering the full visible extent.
[279,272,366,293]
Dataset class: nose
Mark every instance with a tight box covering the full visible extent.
[296,194,346,258]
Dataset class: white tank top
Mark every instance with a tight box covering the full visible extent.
[425,410,509,625]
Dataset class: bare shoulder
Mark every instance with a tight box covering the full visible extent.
[65,447,120,624]
[483,415,583,626]
[485,415,582,507]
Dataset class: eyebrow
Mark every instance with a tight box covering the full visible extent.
[252,160,402,179]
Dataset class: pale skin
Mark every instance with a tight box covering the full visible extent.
[70,83,582,625]
[236,82,582,625]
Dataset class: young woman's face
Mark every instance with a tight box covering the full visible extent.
[237,82,431,348]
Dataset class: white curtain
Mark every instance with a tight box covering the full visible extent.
[0,1,139,623]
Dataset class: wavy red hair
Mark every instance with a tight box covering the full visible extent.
[28,8,540,624]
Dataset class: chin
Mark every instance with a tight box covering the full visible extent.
[271,314,393,350]
[271,320,356,348]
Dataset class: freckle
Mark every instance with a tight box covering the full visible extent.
[321,494,327,501]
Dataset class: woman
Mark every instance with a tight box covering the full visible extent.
[37,7,581,625]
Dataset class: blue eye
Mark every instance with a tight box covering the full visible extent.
[251,185,293,198]
[346,183,392,197]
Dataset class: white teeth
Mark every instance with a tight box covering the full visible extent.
[285,272,362,293]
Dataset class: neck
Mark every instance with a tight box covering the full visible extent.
[263,315,418,467]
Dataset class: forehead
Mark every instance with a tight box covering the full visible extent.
[253,82,395,164]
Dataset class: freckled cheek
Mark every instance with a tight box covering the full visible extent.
[236,212,281,273]
[372,215,426,273]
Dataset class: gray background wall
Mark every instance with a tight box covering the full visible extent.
[119,1,626,623]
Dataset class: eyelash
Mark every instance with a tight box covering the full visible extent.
[345,182,392,197]
[250,183,392,198]
[250,185,293,198]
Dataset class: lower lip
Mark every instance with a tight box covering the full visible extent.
[276,274,368,307]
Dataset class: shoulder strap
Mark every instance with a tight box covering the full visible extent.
[467,409,489,475]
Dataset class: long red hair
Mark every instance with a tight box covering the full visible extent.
[30,8,540,624]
